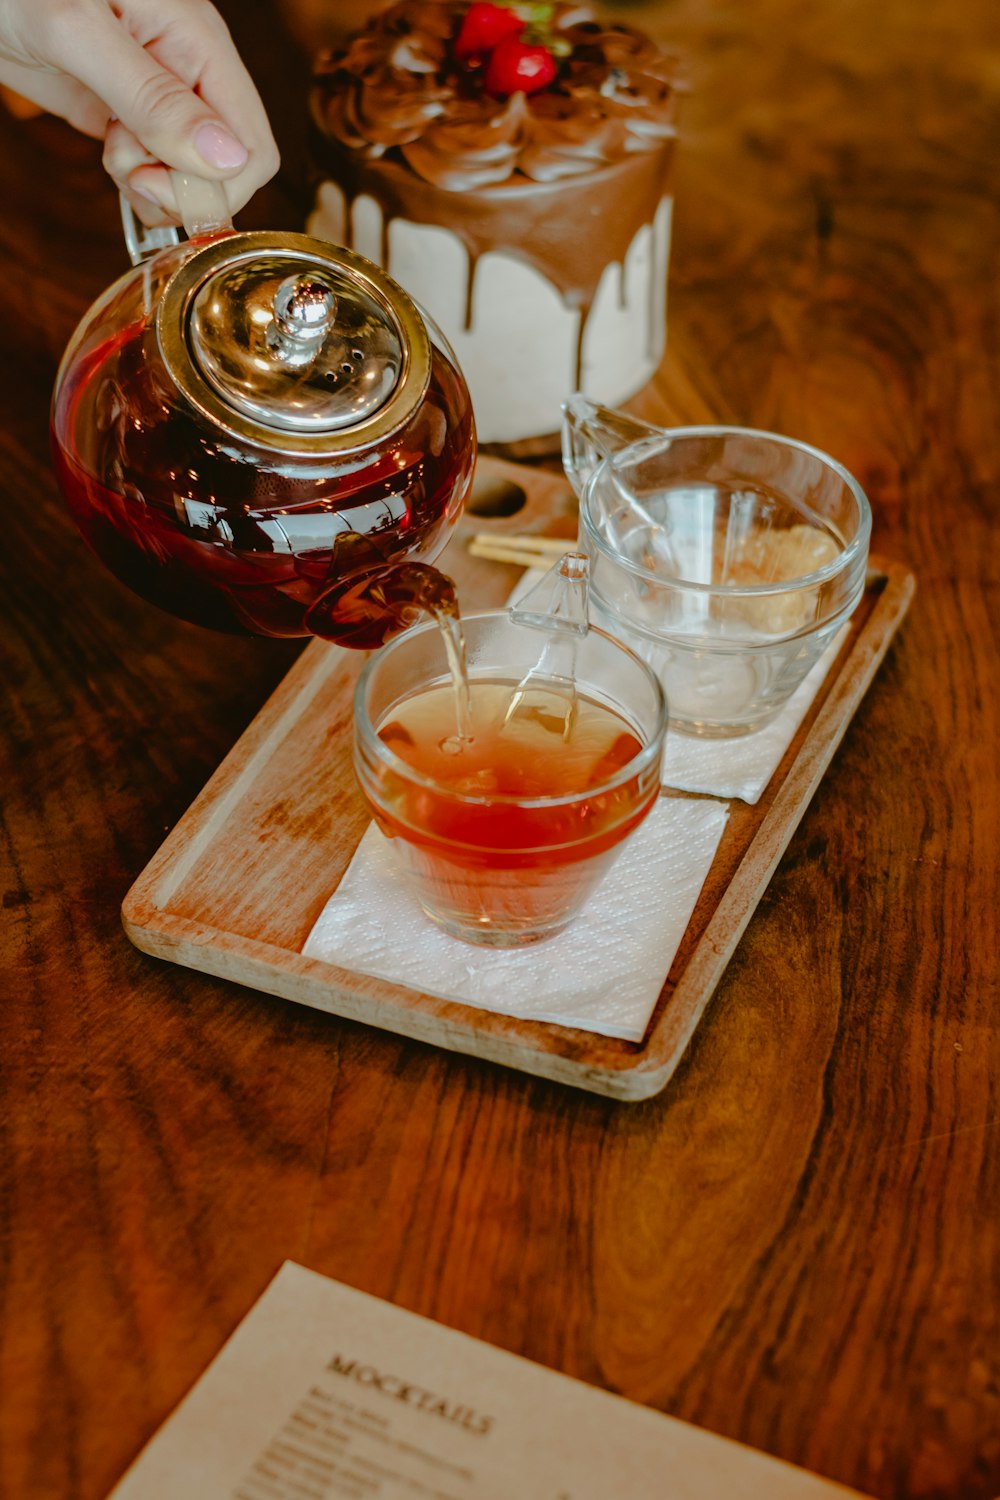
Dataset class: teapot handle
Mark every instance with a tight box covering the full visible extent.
[120,172,234,266]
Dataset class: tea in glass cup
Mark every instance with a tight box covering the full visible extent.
[353,612,668,946]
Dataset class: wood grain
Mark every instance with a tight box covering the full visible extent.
[1,1,998,1497]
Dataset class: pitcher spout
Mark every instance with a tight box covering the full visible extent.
[561,395,665,497]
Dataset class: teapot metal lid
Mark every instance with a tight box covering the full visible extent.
[157,231,431,457]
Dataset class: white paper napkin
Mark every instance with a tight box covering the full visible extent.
[303,796,728,1042]
[509,569,847,806]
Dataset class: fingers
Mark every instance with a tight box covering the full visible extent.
[104,115,248,228]
[103,117,175,227]
[0,53,108,136]
[42,0,279,217]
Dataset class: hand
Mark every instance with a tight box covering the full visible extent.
[0,0,279,224]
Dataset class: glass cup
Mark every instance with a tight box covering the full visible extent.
[353,611,668,946]
[564,403,872,738]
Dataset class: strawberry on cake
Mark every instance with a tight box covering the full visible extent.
[309,0,681,449]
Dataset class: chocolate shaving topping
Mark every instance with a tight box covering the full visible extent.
[313,0,681,188]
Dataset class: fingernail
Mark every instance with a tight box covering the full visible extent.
[133,185,160,206]
[194,122,248,171]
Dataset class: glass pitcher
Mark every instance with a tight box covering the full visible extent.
[563,397,872,736]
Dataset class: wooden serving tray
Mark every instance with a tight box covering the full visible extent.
[122,457,915,1102]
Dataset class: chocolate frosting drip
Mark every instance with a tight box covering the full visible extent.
[313,0,680,188]
[321,145,673,369]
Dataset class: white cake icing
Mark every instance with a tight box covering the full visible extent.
[309,182,672,445]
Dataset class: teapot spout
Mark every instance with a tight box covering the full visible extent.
[561,395,664,497]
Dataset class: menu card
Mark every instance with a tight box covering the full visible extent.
[109,1263,870,1499]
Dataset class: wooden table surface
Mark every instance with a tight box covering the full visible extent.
[2,1,998,1497]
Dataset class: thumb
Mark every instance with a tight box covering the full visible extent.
[57,8,248,176]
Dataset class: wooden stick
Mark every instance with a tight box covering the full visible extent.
[471,532,572,554]
[468,545,562,568]
[468,533,578,568]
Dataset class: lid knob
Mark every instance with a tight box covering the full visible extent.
[269,274,337,358]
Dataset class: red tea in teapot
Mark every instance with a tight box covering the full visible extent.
[52,317,473,640]
[50,221,476,643]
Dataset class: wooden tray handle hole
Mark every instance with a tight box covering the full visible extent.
[466,473,528,519]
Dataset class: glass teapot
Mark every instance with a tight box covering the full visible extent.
[51,176,476,644]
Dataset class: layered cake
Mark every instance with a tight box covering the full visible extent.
[309,0,680,447]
